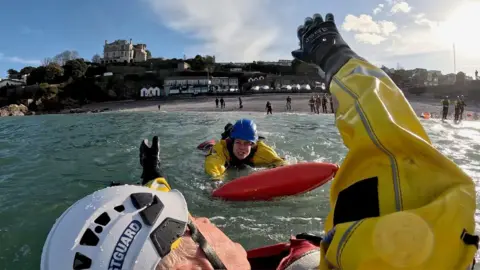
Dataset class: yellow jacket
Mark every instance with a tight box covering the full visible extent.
[204,139,286,178]
[320,59,477,270]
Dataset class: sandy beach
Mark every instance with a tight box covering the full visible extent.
[78,93,480,120]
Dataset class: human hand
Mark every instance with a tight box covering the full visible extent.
[156,217,250,270]
[291,13,362,87]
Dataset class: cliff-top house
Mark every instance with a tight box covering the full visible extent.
[102,39,147,64]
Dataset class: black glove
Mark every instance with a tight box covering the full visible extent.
[140,136,163,184]
[221,123,233,140]
[291,13,364,88]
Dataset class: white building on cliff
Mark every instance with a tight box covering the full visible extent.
[103,39,148,63]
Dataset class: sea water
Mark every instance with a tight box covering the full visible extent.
[1,111,479,269]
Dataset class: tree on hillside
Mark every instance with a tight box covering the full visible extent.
[45,63,64,82]
[412,69,428,86]
[64,59,88,80]
[20,66,35,75]
[42,57,54,66]
[455,71,466,85]
[27,66,46,85]
[92,54,102,63]
[52,50,80,66]
[146,50,152,59]
[7,69,19,78]
[187,55,206,71]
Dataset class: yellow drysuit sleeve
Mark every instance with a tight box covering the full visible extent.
[251,141,286,168]
[320,59,477,270]
[204,141,229,179]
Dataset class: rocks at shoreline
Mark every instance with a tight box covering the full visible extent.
[68,108,110,114]
[0,104,33,117]
[0,103,110,117]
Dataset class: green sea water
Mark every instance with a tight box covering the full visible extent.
[1,111,480,269]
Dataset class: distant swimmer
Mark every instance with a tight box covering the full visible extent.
[441,96,450,120]
[286,96,292,111]
[266,101,273,115]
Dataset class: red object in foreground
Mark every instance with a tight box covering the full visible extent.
[212,162,338,201]
[197,139,216,151]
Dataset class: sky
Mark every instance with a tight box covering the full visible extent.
[1,0,479,78]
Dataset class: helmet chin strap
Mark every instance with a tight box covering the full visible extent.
[187,218,227,269]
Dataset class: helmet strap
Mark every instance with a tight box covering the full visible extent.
[187,218,227,269]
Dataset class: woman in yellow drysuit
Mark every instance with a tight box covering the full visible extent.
[205,118,286,178]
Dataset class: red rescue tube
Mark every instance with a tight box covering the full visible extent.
[212,162,338,201]
[197,139,216,151]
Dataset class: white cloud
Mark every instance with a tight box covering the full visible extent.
[390,1,412,13]
[414,13,437,28]
[342,14,397,44]
[355,33,387,45]
[0,54,40,65]
[373,3,384,14]
[145,0,291,62]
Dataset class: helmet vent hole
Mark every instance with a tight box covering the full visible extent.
[114,205,125,212]
[94,226,103,234]
[73,252,92,270]
[80,228,99,246]
[94,212,111,226]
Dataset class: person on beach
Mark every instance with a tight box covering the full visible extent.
[215,97,219,108]
[329,94,334,113]
[157,104,161,110]
[441,96,450,120]
[41,12,478,270]
[286,96,292,111]
[265,101,273,115]
[315,95,321,113]
[459,95,466,120]
[309,96,315,112]
[238,97,243,109]
[454,96,461,122]
[205,118,285,178]
[321,94,328,113]
[220,97,225,109]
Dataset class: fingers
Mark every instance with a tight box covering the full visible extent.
[312,13,323,24]
[325,13,334,22]
[296,13,335,37]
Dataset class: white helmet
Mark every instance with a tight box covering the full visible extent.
[41,185,189,270]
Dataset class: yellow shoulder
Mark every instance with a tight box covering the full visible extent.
[252,141,285,166]
[144,177,171,192]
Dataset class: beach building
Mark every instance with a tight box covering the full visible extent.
[163,75,239,95]
[140,87,161,97]
[0,78,26,89]
[164,76,210,95]
[103,39,148,63]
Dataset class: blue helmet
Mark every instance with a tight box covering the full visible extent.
[230,119,258,143]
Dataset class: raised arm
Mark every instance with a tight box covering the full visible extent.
[292,12,477,270]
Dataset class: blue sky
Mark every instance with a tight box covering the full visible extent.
[1,0,479,78]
